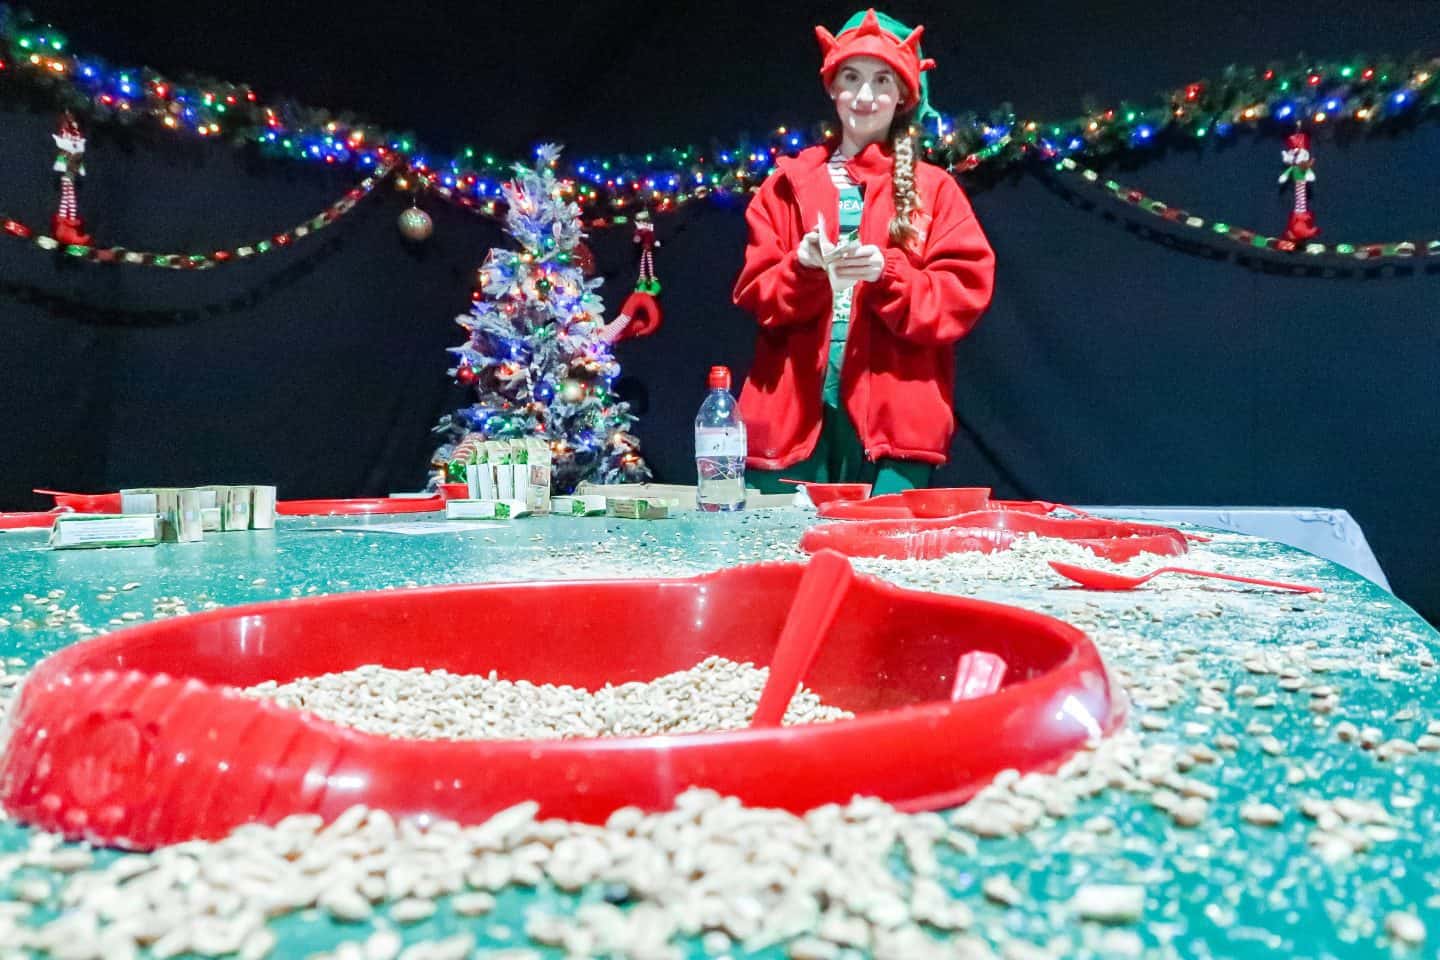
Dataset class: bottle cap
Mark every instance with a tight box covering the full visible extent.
[707,366,732,391]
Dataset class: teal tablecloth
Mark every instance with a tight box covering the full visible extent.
[0,509,1436,959]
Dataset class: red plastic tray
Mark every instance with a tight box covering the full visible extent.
[0,562,1123,849]
[801,511,1190,562]
[0,508,70,531]
[275,497,442,516]
[818,495,1056,521]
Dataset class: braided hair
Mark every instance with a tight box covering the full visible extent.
[888,111,923,250]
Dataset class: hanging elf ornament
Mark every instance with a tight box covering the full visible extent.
[1279,129,1319,242]
[51,112,92,246]
[632,209,660,293]
[599,213,664,345]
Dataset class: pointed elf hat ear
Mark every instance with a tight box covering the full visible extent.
[815,25,839,55]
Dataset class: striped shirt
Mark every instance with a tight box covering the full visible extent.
[824,152,863,405]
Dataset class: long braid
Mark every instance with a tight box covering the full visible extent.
[888,120,922,249]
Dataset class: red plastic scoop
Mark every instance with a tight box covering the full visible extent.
[1048,560,1321,593]
[751,550,855,727]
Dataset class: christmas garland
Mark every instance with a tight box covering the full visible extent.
[1049,156,1440,261]
[2,5,1437,228]
[0,159,394,268]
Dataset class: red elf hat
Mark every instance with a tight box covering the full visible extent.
[815,9,936,111]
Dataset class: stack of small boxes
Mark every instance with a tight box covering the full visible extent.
[445,439,552,520]
[49,485,277,549]
[127,485,276,541]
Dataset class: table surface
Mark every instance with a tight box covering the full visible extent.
[0,509,1436,959]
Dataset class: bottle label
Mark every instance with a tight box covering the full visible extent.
[695,428,745,458]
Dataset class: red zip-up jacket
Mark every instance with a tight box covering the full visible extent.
[732,141,995,469]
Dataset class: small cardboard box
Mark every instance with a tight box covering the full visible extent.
[175,488,204,542]
[524,438,552,514]
[445,499,531,520]
[606,498,673,520]
[120,488,199,542]
[551,495,607,517]
[249,485,277,529]
[50,513,162,550]
[224,486,252,532]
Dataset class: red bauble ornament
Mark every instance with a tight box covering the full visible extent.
[456,364,477,385]
[573,241,597,276]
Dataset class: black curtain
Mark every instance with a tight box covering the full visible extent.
[2,1,1437,621]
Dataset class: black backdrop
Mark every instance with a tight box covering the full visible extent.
[2,1,1438,622]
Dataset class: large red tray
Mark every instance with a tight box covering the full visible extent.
[801,511,1190,562]
[0,562,1123,850]
[274,497,442,516]
[0,508,70,531]
[35,490,122,514]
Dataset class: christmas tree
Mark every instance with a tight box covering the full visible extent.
[432,145,650,493]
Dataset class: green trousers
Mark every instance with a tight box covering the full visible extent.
[749,403,933,496]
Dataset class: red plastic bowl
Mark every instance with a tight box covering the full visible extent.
[275,496,443,516]
[901,487,991,518]
[438,483,470,501]
[0,563,1123,850]
[801,511,1190,562]
[798,482,872,506]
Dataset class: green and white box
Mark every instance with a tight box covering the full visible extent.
[606,498,673,520]
[551,495,606,517]
[445,499,531,520]
[50,513,162,550]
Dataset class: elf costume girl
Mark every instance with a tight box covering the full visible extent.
[732,9,995,495]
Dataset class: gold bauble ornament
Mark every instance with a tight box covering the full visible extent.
[397,206,433,242]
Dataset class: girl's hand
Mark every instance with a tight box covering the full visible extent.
[797,228,826,270]
[831,244,885,283]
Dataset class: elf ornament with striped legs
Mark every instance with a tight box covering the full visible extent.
[1279,129,1319,242]
[51,112,92,247]
[599,213,663,345]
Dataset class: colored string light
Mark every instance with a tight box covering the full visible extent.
[1,6,1437,229]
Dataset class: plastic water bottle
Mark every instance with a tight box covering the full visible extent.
[695,366,747,512]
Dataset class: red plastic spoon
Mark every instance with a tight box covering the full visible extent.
[751,549,855,727]
[1048,560,1321,593]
